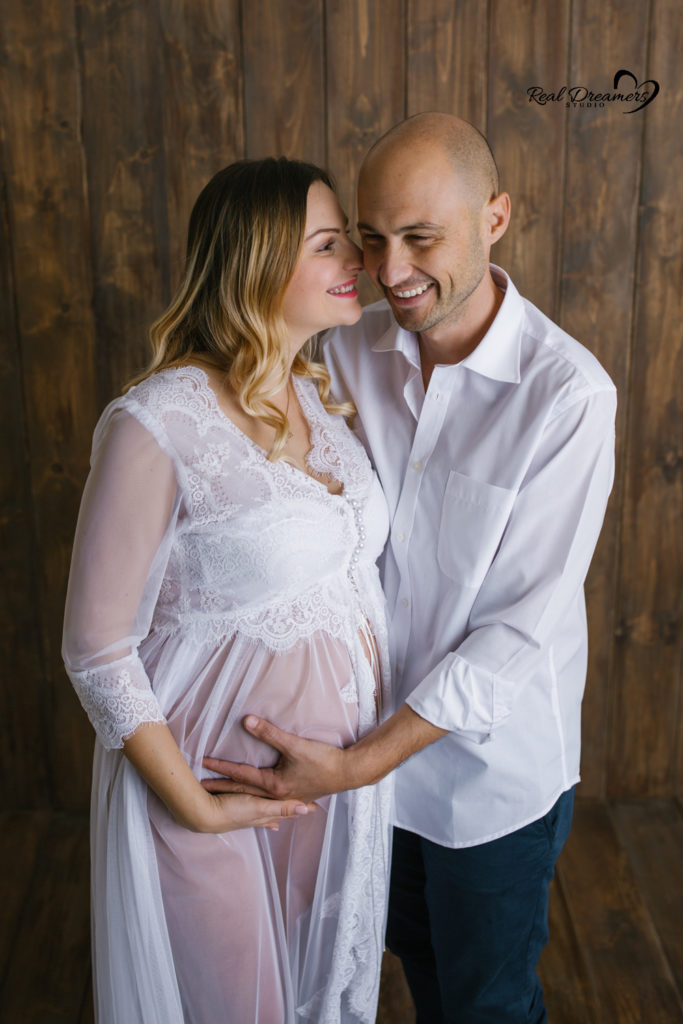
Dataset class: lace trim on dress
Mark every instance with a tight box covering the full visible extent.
[68,652,166,750]
[152,580,359,651]
[295,378,370,501]
[129,366,219,438]
[132,367,372,517]
[296,781,392,1022]
[338,681,358,704]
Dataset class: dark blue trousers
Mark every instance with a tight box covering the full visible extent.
[386,788,574,1024]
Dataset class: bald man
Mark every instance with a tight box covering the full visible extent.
[204,115,616,1023]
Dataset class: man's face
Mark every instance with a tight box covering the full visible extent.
[357,146,489,336]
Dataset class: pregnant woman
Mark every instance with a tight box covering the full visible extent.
[62,157,392,1023]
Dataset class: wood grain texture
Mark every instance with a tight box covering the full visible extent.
[0,0,680,815]
[77,0,171,398]
[159,0,244,285]
[326,0,405,305]
[78,976,95,1024]
[487,0,571,319]
[0,811,52,981]
[376,949,415,1023]
[554,800,683,1021]
[608,0,683,797]
[0,814,91,1023]
[0,0,99,811]
[538,874,601,1023]
[406,0,488,127]
[0,162,51,808]
[242,0,325,162]
[559,0,650,798]
[612,799,683,995]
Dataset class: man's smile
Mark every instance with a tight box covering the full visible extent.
[386,281,435,306]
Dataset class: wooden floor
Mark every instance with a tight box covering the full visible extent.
[1,799,681,1022]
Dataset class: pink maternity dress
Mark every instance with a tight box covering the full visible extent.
[62,366,392,1023]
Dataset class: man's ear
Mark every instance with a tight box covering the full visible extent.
[484,192,511,245]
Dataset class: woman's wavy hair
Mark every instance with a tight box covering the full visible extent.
[128,157,353,459]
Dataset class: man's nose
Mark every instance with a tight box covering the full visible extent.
[376,245,413,288]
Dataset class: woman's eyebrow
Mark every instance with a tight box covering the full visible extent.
[304,226,341,240]
[305,217,349,242]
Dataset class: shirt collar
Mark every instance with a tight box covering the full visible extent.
[371,264,523,384]
[371,318,422,367]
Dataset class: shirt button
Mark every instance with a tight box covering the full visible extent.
[401,597,409,607]
[396,532,405,542]
[412,460,423,471]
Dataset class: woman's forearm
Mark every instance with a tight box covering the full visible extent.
[123,722,215,831]
[124,721,314,833]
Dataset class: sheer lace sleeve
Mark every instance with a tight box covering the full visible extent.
[62,402,181,749]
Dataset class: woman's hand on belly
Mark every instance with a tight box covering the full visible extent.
[124,721,314,833]
[199,790,316,834]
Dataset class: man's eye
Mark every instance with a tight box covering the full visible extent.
[361,235,382,246]
[408,235,431,243]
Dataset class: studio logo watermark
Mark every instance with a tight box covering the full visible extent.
[527,69,660,113]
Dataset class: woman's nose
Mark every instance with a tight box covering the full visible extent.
[343,238,363,270]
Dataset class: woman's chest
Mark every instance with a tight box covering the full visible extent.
[171,493,356,599]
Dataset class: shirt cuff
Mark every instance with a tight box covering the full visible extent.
[406,652,513,744]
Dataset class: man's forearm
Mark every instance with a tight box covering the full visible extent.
[343,703,448,789]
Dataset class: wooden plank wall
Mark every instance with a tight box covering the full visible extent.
[0,0,680,813]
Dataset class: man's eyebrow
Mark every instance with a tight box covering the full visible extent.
[357,221,443,233]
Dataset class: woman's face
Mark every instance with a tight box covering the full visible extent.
[281,182,363,350]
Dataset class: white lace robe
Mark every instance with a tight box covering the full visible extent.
[62,367,393,1024]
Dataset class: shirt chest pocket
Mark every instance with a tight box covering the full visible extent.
[437,471,516,589]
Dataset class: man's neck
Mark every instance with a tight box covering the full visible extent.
[418,272,504,390]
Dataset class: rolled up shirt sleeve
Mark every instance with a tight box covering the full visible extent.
[406,387,616,741]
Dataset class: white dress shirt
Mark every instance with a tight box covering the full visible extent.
[324,266,616,847]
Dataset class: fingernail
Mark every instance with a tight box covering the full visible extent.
[244,715,259,729]
[294,805,309,815]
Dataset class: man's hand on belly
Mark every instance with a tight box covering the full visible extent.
[202,715,349,804]
[202,704,447,802]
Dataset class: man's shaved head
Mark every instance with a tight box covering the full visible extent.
[361,112,499,210]
[356,112,510,339]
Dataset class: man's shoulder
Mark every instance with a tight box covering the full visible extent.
[520,295,615,398]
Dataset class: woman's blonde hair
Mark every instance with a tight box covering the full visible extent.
[129,157,352,458]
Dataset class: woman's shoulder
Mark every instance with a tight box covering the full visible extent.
[116,364,224,438]
[93,366,215,469]
[122,365,211,417]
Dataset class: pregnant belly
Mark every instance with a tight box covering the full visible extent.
[151,629,362,769]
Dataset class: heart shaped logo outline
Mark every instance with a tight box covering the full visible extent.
[613,69,660,113]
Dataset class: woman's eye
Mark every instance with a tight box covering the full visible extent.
[318,239,336,252]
